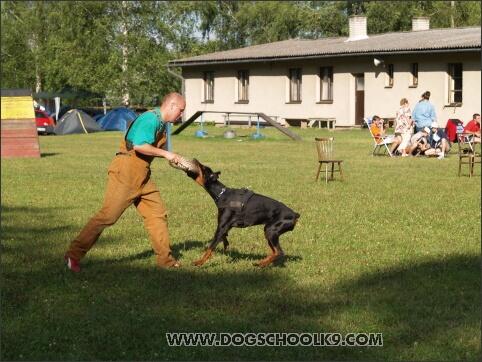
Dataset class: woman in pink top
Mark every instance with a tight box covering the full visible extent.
[394,98,412,156]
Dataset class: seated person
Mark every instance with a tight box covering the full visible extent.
[370,115,401,156]
[427,122,451,159]
[409,127,431,156]
[463,113,481,144]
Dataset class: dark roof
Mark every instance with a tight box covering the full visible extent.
[32,86,104,99]
[1,88,32,97]
[169,26,481,67]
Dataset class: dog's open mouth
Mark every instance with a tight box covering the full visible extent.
[169,156,199,174]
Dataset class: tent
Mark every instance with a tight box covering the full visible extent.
[53,109,104,135]
[97,107,138,131]
[93,113,105,122]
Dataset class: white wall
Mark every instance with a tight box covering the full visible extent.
[180,51,480,127]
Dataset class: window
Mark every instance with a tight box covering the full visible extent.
[410,63,418,87]
[237,70,249,102]
[289,68,302,102]
[319,66,333,102]
[203,71,214,102]
[448,63,463,104]
[386,64,394,87]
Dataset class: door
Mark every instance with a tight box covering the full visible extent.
[354,74,365,126]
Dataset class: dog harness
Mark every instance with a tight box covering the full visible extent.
[216,188,254,227]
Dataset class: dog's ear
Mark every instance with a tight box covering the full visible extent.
[209,171,220,181]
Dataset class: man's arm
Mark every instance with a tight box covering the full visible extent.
[133,143,178,162]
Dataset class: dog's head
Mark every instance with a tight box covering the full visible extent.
[186,159,221,187]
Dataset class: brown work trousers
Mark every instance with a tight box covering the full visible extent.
[65,146,176,267]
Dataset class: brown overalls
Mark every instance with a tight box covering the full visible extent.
[65,121,177,267]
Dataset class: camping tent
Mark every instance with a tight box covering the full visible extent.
[53,109,104,135]
[97,107,138,131]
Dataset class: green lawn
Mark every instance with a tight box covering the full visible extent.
[1,125,480,361]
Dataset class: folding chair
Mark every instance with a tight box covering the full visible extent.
[364,118,394,156]
[315,138,344,183]
[456,133,481,177]
[459,133,476,153]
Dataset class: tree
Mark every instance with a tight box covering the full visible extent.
[1,1,43,90]
[1,1,480,108]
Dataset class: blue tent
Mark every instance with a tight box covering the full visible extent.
[97,107,137,131]
[93,113,105,122]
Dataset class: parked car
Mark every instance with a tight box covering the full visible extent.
[35,109,55,135]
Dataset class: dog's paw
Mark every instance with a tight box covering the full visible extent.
[191,260,205,266]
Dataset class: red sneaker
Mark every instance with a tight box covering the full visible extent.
[66,256,80,272]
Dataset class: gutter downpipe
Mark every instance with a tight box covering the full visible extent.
[166,65,185,151]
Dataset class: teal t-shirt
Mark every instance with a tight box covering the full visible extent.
[126,108,165,146]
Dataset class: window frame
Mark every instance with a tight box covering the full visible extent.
[203,71,214,103]
[236,70,249,103]
[409,63,418,87]
[448,63,463,105]
[319,66,333,103]
[288,68,302,103]
[385,64,394,88]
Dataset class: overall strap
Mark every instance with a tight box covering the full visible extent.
[124,109,164,151]
[124,114,141,141]
[125,109,162,140]
[152,108,165,132]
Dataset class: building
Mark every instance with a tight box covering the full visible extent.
[168,16,481,129]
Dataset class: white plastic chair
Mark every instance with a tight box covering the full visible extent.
[364,118,394,156]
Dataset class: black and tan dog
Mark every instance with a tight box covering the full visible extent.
[185,159,300,267]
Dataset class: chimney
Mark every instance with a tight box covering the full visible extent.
[412,17,430,31]
[346,15,368,42]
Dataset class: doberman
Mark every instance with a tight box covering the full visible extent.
[186,159,300,267]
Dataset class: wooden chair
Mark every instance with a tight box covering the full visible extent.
[456,133,480,177]
[315,137,344,183]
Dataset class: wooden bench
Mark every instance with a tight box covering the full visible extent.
[222,113,278,127]
[307,118,336,129]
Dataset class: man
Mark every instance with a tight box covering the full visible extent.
[370,115,401,156]
[427,122,451,159]
[411,91,437,133]
[65,92,186,271]
[409,127,431,156]
[463,113,481,144]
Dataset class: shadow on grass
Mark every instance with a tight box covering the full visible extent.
[40,152,60,157]
[2,256,479,361]
[110,242,303,269]
[1,205,479,361]
[174,240,303,267]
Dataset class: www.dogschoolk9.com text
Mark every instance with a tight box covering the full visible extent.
[166,332,383,347]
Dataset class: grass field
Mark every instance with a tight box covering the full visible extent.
[1,124,480,361]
